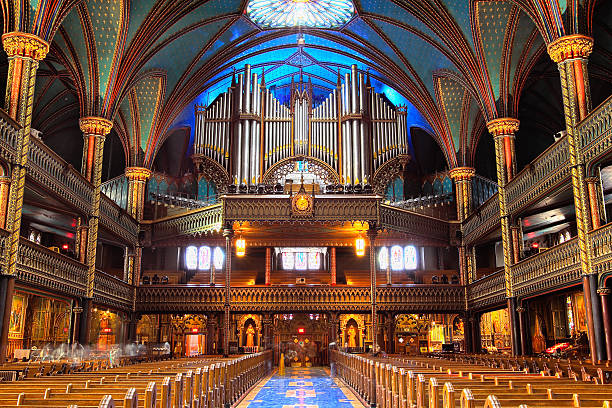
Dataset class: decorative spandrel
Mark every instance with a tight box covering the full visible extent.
[247,0,354,28]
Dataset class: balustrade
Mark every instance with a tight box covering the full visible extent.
[136,284,464,313]
[150,203,223,241]
[15,237,88,297]
[101,174,128,210]
[468,270,505,310]
[578,94,612,165]
[462,195,500,244]
[100,194,139,244]
[0,110,18,164]
[93,269,134,311]
[590,222,612,276]
[379,204,450,243]
[511,237,581,298]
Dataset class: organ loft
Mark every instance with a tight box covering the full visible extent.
[0,0,610,407]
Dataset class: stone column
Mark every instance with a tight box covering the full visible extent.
[79,117,113,345]
[0,32,48,362]
[125,167,151,222]
[368,225,378,352]
[450,167,476,287]
[598,288,612,360]
[487,118,521,356]
[548,34,606,362]
[223,225,233,357]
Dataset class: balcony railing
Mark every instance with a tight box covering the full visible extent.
[468,270,505,310]
[100,194,139,245]
[15,237,88,297]
[0,110,18,164]
[148,203,223,241]
[27,136,93,214]
[590,222,612,276]
[379,204,450,244]
[136,284,465,313]
[93,270,134,311]
[463,194,500,244]
[579,94,612,164]
[511,236,581,298]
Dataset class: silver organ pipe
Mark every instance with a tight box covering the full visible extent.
[194,64,409,188]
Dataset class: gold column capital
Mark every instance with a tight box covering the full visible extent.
[547,34,594,63]
[125,167,152,182]
[449,167,475,181]
[486,118,519,137]
[79,116,113,136]
[2,32,49,61]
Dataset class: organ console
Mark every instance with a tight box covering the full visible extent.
[193,64,409,187]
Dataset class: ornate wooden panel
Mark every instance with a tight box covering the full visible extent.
[99,194,139,245]
[591,223,612,279]
[462,195,500,244]
[136,285,464,313]
[223,195,379,223]
[0,111,18,165]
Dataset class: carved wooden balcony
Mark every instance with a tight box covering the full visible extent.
[468,270,505,310]
[93,269,135,311]
[135,284,465,313]
[511,237,581,298]
[0,110,18,164]
[99,194,139,245]
[579,94,612,166]
[15,236,88,298]
[590,222,612,279]
[379,204,452,244]
[462,195,500,245]
[148,203,223,242]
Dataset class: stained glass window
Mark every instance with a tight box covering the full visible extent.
[308,251,320,269]
[185,246,198,270]
[198,246,211,270]
[282,252,295,270]
[390,245,403,271]
[247,0,354,29]
[404,245,417,270]
[295,252,308,270]
[213,247,224,270]
[378,247,388,270]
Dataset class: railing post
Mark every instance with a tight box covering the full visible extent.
[223,224,233,358]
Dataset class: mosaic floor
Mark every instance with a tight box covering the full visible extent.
[237,367,366,408]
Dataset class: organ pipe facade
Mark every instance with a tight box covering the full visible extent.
[193,64,408,185]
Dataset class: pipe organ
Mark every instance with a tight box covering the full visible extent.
[194,64,408,186]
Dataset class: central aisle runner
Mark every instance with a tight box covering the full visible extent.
[237,367,365,408]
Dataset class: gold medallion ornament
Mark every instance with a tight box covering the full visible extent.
[291,183,314,217]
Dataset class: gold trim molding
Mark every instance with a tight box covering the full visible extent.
[547,34,594,63]
[79,116,113,136]
[125,167,152,182]
[486,118,519,137]
[449,167,475,181]
[2,32,49,61]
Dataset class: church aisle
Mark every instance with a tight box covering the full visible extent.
[237,367,365,408]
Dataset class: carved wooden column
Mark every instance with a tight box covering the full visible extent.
[79,117,113,345]
[0,176,10,229]
[368,225,378,352]
[598,288,612,360]
[586,175,606,229]
[265,247,271,285]
[76,217,88,264]
[223,225,233,357]
[548,34,606,362]
[330,247,336,286]
[450,167,476,287]
[487,118,521,356]
[0,33,48,362]
[207,314,219,354]
[262,314,273,350]
[385,312,395,354]
[517,306,527,356]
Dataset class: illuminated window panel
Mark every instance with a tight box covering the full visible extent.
[404,245,417,270]
[390,245,403,271]
[295,252,308,270]
[378,247,388,270]
[213,247,224,270]
[198,246,211,270]
[247,0,354,29]
[308,251,320,269]
[185,246,198,270]
[282,252,295,270]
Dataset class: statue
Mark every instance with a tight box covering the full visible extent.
[246,324,255,348]
[347,325,357,348]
